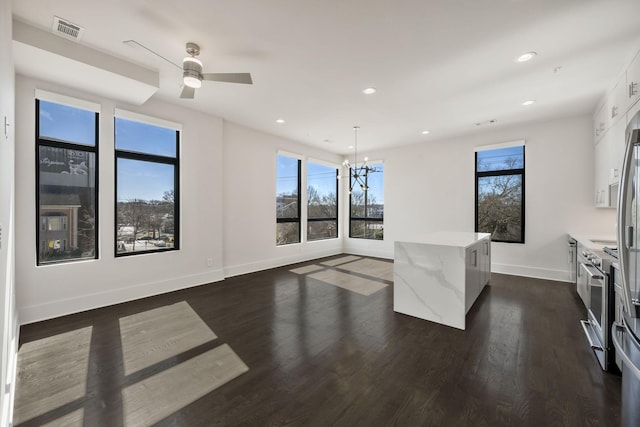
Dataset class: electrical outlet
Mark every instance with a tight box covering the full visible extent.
[206,258,213,267]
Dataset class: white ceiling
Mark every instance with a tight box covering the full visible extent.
[11,0,640,154]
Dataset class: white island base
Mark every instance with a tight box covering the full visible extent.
[393,232,491,330]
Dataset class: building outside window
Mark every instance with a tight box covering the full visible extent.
[276,154,301,245]
[475,142,525,243]
[115,110,180,255]
[349,162,384,240]
[307,161,338,241]
[36,94,99,265]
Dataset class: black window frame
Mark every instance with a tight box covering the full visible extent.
[474,146,525,244]
[35,98,99,266]
[114,117,180,257]
[276,155,302,245]
[307,162,339,241]
[349,164,384,240]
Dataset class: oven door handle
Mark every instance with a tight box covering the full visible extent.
[580,263,604,281]
[581,320,604,351]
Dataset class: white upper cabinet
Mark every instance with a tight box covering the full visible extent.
[593,47,640,207]
[595,135,610,207]
[609,116,626,186]
[627,51,640,111]
[594,102,607,142]
[610,73,628,126]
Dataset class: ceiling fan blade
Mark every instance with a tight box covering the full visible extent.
[123,40,182,69]
[180,86,195,99]
[202,73,253,84]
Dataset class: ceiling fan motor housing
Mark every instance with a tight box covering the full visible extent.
[183,57,203,80]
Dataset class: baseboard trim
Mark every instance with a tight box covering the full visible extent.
[3,314,18,427]
[342,247,393,260]
[491,263,571,283]
[224,249,342,278]
[19,268,226,325]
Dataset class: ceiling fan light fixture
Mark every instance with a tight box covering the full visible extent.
[183,75,202,88]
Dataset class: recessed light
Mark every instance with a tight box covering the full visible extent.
[421,130,430,135]
[348,145,354,149]
[276,119,285,124]
[522,100,536,106]
[516,52,537,62]
[362,87,377,95]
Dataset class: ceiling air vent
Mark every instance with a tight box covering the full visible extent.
[51,16,84,41]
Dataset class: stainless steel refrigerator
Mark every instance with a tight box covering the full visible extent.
[615,111,640,427]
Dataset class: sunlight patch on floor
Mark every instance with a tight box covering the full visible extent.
[119,301,217,375]
[308,269,388,296]
[320,255,362,267]
[289,264,324,275]
[122,344,248,426]
[13,326,92,425]
[338,258,394,282]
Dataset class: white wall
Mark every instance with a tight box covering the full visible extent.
[15,76,226,324]
[222,121,344,276]
[0,1,17,424]
[345,115,616,281]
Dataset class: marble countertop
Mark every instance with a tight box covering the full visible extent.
[569,233,618,271]
[569,233,616,250]
[396,231,491,248]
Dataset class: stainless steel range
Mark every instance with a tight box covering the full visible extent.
[578,242,616,371]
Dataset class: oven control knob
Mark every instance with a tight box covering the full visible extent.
[592,259,601,267]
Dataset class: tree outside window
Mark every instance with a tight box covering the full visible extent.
[115,115,180,255]
[475,145,525,243]
[349,162,384,240]
[307,162,338,241]
[276,154,301,245]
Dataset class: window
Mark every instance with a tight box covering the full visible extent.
[115,111,180,256]
[307,161,338,241]
[349,162,384,240]
[36,96,99,265]
[276,154,301,245]
[475,143,525,243]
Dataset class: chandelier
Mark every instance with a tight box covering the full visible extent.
[343,126,374,194]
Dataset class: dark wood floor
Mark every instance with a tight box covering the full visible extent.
[16,255,621,426]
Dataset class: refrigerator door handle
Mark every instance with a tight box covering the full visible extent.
[612,323,640,382]
[627,226,634,249]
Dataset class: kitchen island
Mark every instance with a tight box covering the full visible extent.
[394,232,491,330]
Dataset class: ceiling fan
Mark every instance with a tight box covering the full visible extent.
[124,40,253,99]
